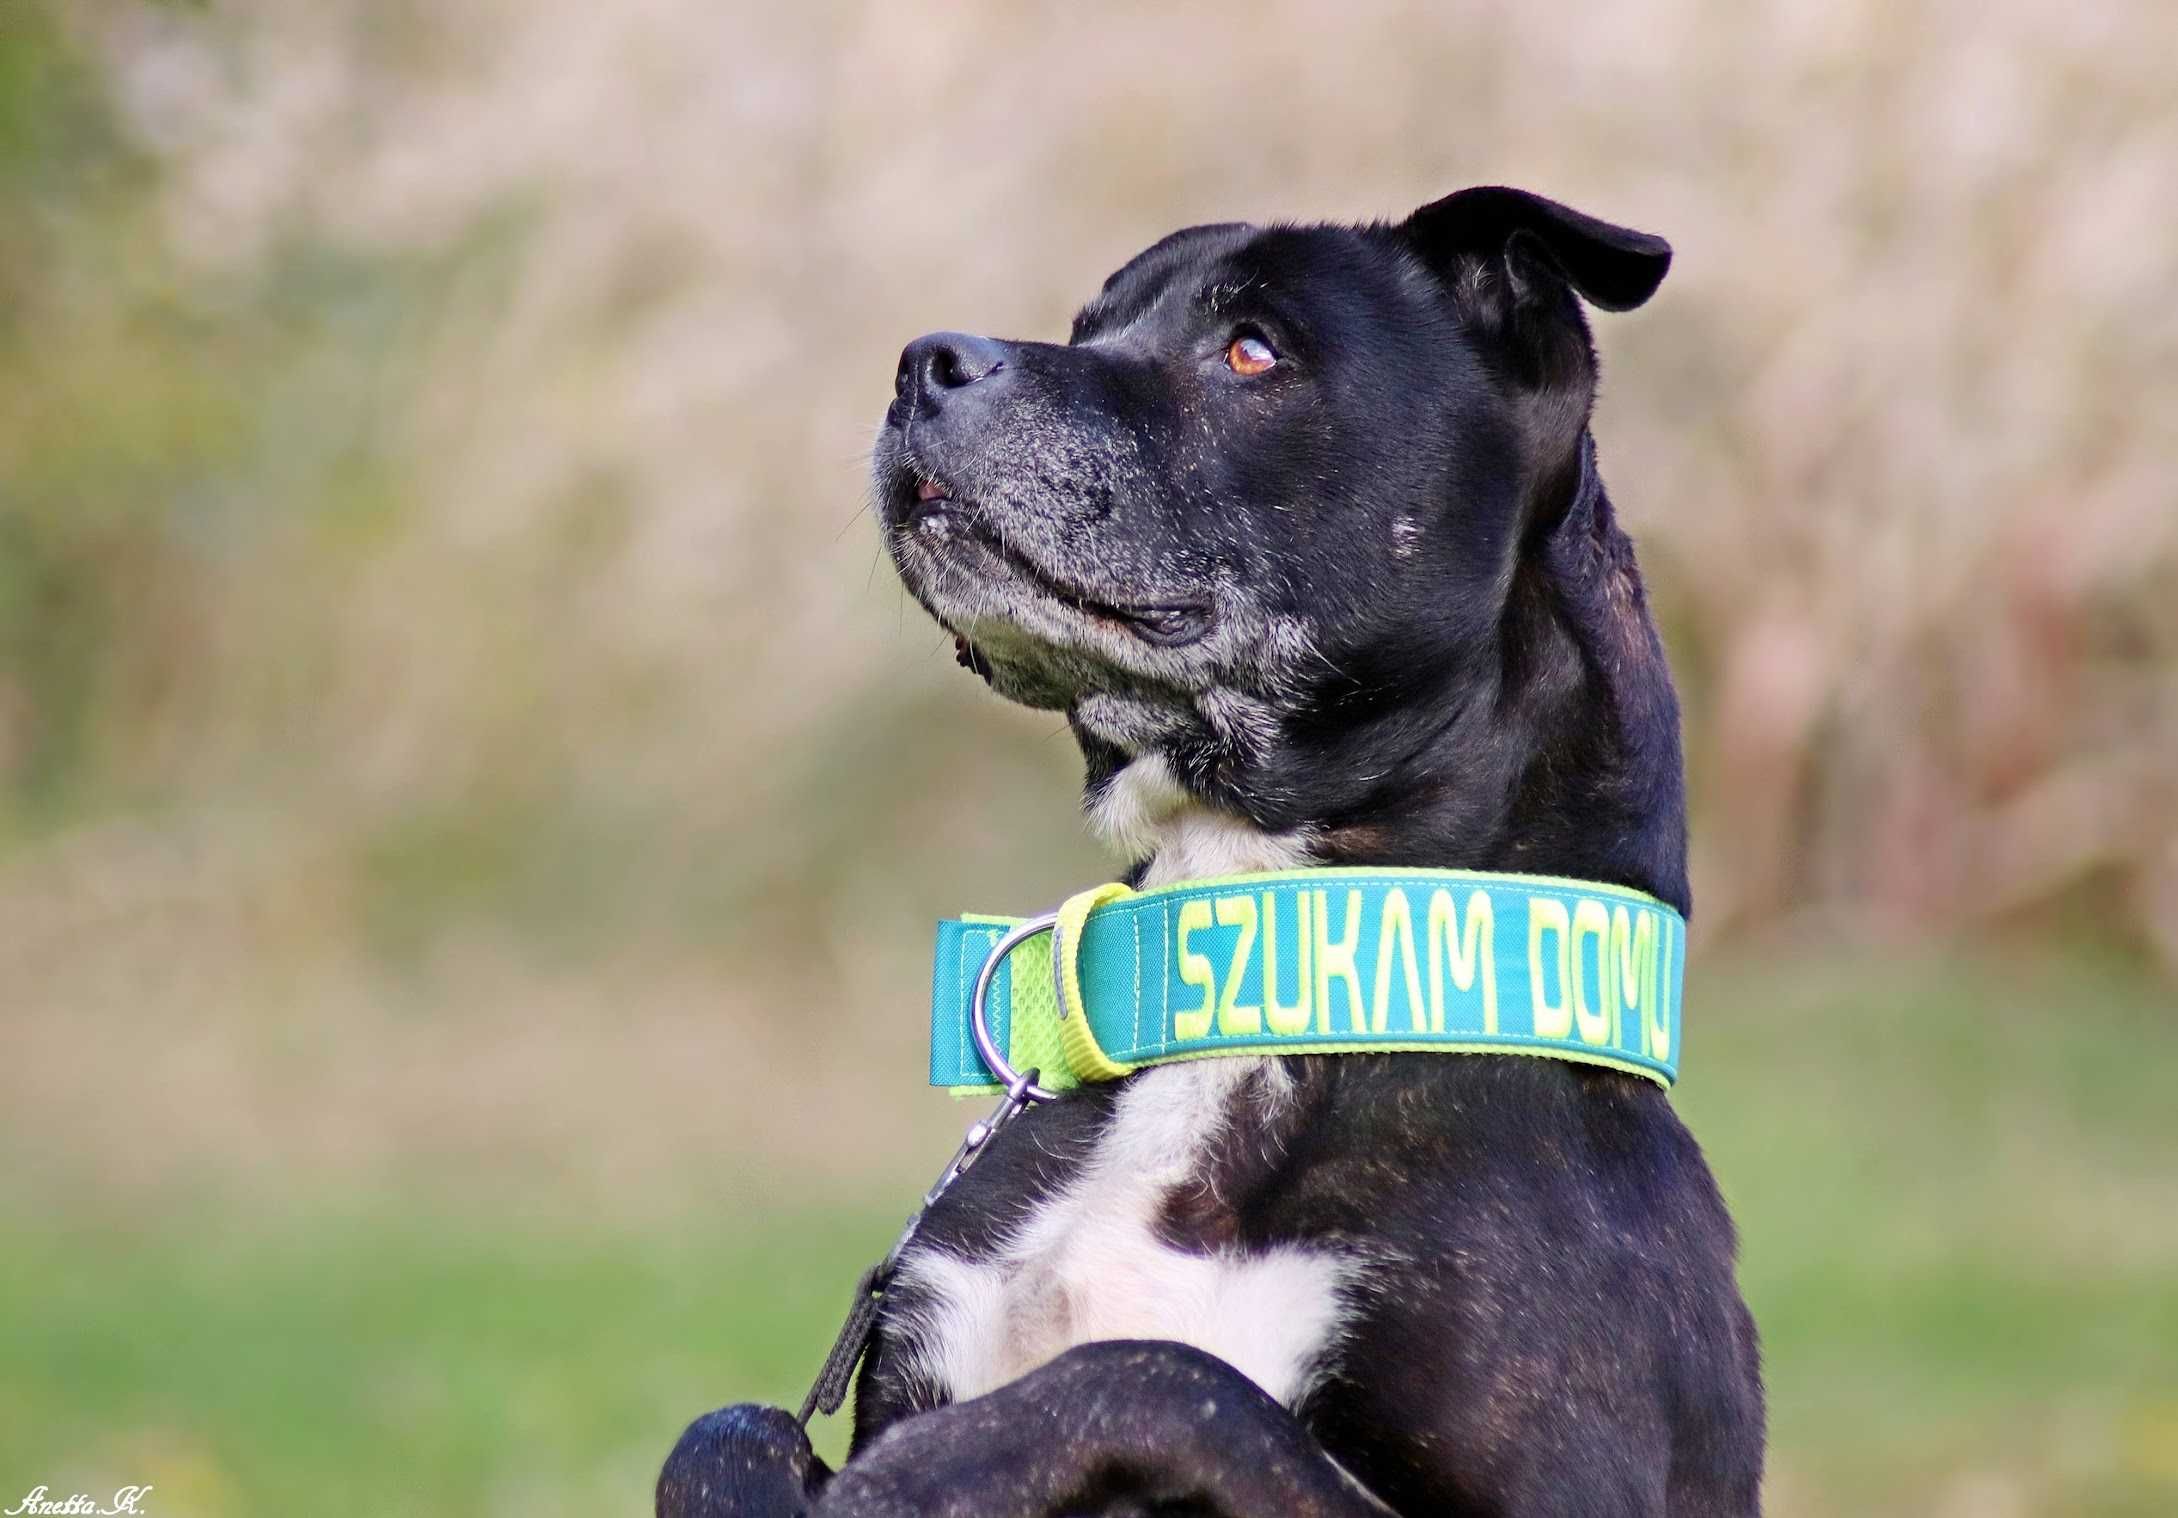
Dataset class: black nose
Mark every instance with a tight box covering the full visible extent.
[896,331,1007,402]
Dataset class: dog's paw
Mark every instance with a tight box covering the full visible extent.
[657,1403,824,1518]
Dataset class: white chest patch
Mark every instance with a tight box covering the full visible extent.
[895,760,1348,1408]
[1087,752,1317,880]
[894,1062,1352,1407]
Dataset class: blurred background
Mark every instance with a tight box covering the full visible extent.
[2,1,2174,1514]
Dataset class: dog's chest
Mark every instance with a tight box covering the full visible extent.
[893,1061,1350,1408]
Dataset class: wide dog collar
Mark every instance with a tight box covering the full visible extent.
[929,868,1684,1094]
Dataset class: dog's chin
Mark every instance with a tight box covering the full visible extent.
[888,509,1214,712]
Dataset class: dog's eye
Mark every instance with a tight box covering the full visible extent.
[1225,332,1277,377]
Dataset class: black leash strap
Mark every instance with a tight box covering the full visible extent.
[798,1262,888,1423]
[794,1070,1046,1426]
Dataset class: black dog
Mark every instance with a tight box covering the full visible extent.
[659,187,1764,1517]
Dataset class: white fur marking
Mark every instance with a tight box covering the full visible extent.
[1090,754,1314,882]
[897,1062,1351,1407]
[1087,752,1192,861]
[900,771,1347,1408]
[1138,807,1314,886]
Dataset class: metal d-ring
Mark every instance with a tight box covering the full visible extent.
[969,912,1061,1104]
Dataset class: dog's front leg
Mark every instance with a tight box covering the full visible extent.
[819,1340,1393,1518]
[656,1403,833,1518]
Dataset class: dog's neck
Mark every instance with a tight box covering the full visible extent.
[1077,447,1689,912]
[1089,753,1314,887]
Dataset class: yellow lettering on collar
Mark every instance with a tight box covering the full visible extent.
[1313,888,1366,1035]
[1263,890,1313,1035]
[1214,893,1262,1036]
[1370,888,1425,1033]
[1427,888,1497,1034]
[1610,904,1654,1056]
[1570,898,1613,1045]
[1529,896,1573,1039]
[1175,898,1216,1041]
[1647,914,1674,1063]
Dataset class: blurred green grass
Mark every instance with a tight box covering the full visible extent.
[5,949,2173,1518]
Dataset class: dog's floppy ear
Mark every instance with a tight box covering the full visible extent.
[1400,186,1671,314]
[1398,188,1669,474]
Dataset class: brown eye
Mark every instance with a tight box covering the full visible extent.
[1225,332,1277,376]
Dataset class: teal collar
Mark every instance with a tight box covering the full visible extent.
[929,868,1684,1094]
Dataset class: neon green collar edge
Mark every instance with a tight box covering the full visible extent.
[929,867,1683,1094]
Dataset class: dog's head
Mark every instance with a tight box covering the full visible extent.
[875,188,1687,911]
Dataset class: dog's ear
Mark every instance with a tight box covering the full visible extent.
[1400,186,1670,315]
[1397,188,1670,470]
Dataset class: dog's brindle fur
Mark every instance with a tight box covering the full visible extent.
[658,188,1764,1517]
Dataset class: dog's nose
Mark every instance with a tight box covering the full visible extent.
[896,331,1008,404]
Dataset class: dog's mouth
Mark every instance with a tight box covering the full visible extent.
[891,472,1212,649]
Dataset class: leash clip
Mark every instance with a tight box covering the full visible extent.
[799,905,1085,1423]
[968,911,1062,1103]
[798,1058,1048,1425]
